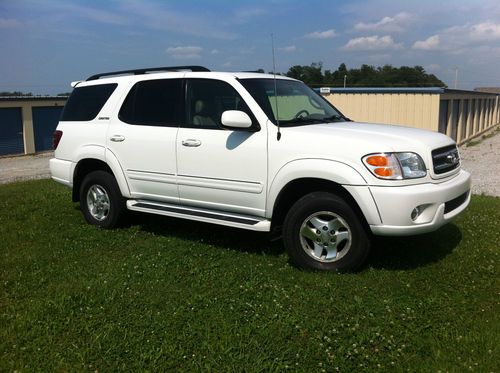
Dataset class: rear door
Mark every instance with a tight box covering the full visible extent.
[106,77,182,203]
[176,78,268,217]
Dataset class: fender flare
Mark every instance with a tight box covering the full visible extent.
[266,158,381,225]
[71,145,131,198]
[104,149,131,197]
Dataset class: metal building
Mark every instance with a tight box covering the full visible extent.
[320,87,500,144]
[0,97,66,156]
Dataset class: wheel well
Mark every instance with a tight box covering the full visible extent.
[72,159,113,202]
[271,178,369,232]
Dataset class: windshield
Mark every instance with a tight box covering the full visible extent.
[239,78,345,126]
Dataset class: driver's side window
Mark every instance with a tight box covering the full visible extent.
[185,79,253,129]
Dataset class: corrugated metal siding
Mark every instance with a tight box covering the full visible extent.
[323,91,499,144]
[324,93,440,132]
[0,107,24,156]
[32,106,63,152]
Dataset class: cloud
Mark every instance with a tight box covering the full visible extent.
[412,21,500,53]
[470,22,500,41]
[211,49,220,54]
[354,12,411,33]
[342,35,403,51]
[412,35,440,50]
[166,46,203,59]
[0,18,21,28]
[304,29,336,39]
[279,45,297,52]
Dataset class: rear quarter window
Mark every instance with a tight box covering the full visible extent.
[60,83,117,121]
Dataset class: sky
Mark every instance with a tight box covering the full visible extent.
[1,0,499,95]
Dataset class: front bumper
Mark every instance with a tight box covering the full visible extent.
[369,169,471,236]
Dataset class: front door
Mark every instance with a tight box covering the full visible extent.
[176,78,267,217]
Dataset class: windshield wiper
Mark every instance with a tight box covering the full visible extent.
[280,117,326,126]
[323,114,345,122]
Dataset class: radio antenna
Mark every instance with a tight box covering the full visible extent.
[271,33,281,141]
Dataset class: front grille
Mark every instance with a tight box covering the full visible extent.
[432,145,460,175]
[444,191,469,214]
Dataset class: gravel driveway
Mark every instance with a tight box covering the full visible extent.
[0,127,499,197]
[459,127,500,197]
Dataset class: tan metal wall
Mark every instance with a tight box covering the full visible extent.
[0,99,66,155]
[322,92,499,144]
[324,92,441,132]
[439,93,499,144]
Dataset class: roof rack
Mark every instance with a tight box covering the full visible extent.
[86,66,210,81]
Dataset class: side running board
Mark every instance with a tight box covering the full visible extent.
[126,200,271,232]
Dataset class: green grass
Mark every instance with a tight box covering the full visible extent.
[1,180,499,372]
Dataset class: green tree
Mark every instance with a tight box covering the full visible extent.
[286,63,446,88]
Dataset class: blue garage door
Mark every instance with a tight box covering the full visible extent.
[0,107,24,156]
[33,106,64,152]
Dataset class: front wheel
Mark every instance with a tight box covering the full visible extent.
[283,192,371,271]
[79,171,125,228]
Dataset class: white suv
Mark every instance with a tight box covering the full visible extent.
[50,66,471,271]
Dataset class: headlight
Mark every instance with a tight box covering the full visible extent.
[362,152,426,180]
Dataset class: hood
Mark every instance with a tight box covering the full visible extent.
[284,121,453,152]
[273,121,457,183]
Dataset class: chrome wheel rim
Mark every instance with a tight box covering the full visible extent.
[86,184,110,221]
[299,211,352,263]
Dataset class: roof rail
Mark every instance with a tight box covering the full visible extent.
[86,66,210,81]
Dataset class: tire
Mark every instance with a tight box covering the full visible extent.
[283,192,370,271]
[79,170,126,228]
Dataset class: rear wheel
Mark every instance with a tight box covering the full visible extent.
[283,192,370,271]
[79,171,125,228]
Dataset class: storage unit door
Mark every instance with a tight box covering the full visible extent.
[33,106,64,152]
[0,107,24,156]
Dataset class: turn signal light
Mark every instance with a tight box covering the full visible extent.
[374,167,393,177]
[366,155,388,167]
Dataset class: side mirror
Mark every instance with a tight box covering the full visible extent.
[221,110,252,129]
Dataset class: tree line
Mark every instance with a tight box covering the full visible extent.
[285,62,446,88]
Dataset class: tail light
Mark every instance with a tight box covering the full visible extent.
[53,130,63,150]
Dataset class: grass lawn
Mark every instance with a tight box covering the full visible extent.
[1,180,498,372]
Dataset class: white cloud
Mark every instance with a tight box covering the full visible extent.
[342,35,403,51]
[222,61,233,67]
[279,45,297,52]
[0,18,21,28]
[210,49,220,54]
[354,12,411,33]
[412,21,500,54]
[412,35,440,50]
[166,46,203,59]
[304,29,336,39]
[470,22,500,41]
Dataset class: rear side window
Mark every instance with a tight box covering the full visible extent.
[119,79,182,127]
[60,84,117,121]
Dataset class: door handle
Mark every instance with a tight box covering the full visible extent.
[182,139,201,147]
[110,135,125,142]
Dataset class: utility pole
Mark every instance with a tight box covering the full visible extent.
[454,67,459,89]
[343,75,347,88]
